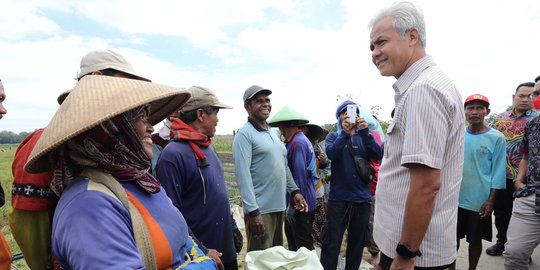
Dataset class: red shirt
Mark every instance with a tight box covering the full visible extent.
[11,129,56,211]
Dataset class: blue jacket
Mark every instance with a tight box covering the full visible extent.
[285,131,318,212]
[326,128,383,203]
[155,141,237,265]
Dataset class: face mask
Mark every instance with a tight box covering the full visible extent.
[534,96,540,110]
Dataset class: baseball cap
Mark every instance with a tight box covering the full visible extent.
[181,86,233,112]
[464,94,490,107]
[243,85,272,102]
[76,50,150,82]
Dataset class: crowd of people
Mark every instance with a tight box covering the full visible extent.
[1,1,540,270]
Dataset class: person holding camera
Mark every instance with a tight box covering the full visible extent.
[320,100,383,270]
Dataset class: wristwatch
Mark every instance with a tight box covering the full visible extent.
[396,243,422,259]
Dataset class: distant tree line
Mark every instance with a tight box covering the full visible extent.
[0,130,31,144]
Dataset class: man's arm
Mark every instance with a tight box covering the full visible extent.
[480,189,497,219]
[399,164,441,256]
[513,155,529,190]
[232,132,259,214]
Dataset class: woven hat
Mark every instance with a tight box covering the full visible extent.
[180,86,233,112]
[25,75,191,173]
[268,106,309,127]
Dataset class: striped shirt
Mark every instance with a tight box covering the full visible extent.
[374,55,465,267]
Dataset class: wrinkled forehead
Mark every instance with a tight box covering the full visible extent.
[370,17,395,40]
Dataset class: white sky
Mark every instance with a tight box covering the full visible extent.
[1,0,539,135]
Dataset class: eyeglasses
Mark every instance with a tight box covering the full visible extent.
[517,92,540,100]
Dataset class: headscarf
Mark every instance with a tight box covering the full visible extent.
[335,100,385,141]
[169,118,212,167]
[50,105,160,195]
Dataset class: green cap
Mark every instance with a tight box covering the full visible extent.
[268,106,309,127]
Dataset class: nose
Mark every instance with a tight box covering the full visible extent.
[0,104,6,118]
[371,48,380,64]
[146,122,154,133]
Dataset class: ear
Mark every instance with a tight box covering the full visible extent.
[408,28,420,47]
[197,109,205,122]
[487,108,491,115]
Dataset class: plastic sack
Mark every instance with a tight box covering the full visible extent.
[245,246,322,270]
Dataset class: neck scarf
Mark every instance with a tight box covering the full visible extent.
[51,108,161,195]
[170,118,212,167]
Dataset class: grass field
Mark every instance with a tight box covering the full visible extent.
[0,135,240,269]
[0,144,29,269]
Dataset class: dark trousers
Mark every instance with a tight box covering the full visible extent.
[320,201,371,270]
[285,211,315,251]
[493,179,514,243]
[223,260,238,270]
[380,253,453,270]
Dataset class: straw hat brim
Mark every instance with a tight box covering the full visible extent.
[25,75,191,173]
[300,124,324,141]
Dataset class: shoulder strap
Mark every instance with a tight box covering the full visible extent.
[80,168,157,270]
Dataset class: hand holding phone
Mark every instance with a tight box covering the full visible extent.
[346,104,357,124]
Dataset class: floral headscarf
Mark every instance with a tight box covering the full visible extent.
[51,105,160,195]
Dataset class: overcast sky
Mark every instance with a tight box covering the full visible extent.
[1,0,539,135]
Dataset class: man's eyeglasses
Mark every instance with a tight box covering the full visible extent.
[517,92,540,99]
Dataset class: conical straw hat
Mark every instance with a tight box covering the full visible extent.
[300,123,324,141]
[25,75,191,173]
[267,106,309,127]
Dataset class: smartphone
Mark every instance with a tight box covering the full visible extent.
[346,104,357,124]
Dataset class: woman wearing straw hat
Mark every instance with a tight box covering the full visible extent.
[24,75,220,270]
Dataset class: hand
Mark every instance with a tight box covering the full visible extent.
[356,117,368,130]
[293,193,308,212]
[479,201,493,219]
[514,180,526,191]
[390,255,416,270]
[206,249,224,270]
[246,214,266,239]
[285,205,296,223]
[341,117,356,135]
[232,228,243,253]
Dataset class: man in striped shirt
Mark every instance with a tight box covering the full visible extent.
[369,2,465,269]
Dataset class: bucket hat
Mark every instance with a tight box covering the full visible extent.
[57,50,151,105]
[25,75,191,173]
[268,106,309,127]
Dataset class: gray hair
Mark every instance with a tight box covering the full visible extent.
[369,1,426,48]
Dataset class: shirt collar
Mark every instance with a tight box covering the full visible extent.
[392,55,436,98]
[248,117,269,132]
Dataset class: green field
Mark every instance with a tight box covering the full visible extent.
[0,144,29,269]
[0,135,239,269]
